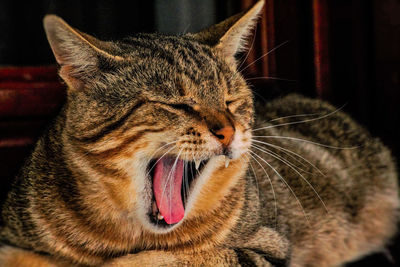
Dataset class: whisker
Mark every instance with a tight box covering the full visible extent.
[182,23,191,34]
[147,140,179,160]
[245,76,297,82]
[146,145,177,177]
[184,160,190,205]
[247,152,278,229]
[245,155,260,199]
[191,150,201,180]
[252,90,268,103]
[252,104,346,132]
[183,161,188,205]
[251,144,311,175]
[252,135,360,150]
[251,145,328,213]
[228,40,290,84]
[252,139,326,177]
[252,142,312,173]
[238,40,290,74]
[252,113,321,131]
[155,147,179,226]
[190,151,195,185]
[146,141,178,170]
[240,155,260,201]
[237,23,258,72]
[269,113,321,122]
[160,148,183,222]
[249,150,310,225]
[253,113,320,131]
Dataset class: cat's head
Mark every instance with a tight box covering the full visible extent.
[43,1,263,235]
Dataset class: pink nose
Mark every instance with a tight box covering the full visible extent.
[211,125,235,147]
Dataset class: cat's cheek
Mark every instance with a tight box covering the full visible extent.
[228,130,251,160]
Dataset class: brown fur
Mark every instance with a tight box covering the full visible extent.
[0,1,398,266]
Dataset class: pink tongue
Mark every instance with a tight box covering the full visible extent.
[153,157,184,224]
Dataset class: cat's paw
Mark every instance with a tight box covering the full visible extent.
[103,250,179,267]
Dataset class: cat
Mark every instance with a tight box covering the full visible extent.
[0,1,398,266]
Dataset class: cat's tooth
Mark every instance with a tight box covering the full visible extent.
[157,213,164,220]
[225,158,230,168]
[152,201,158,215]
[195,159,201,170]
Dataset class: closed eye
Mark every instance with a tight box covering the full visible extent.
[169,103,193,113]
[149,100,194,113]
[226,100,235,106]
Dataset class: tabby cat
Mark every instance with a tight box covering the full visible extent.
[0,1,398,266]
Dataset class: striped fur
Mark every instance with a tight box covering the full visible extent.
[1,1,398,266]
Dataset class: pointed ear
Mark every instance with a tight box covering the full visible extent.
[43,15,123,90]
[193,1,264,61]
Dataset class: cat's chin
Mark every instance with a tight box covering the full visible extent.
[141,156,211,233]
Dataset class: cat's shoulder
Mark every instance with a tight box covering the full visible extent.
[256,93,335,114]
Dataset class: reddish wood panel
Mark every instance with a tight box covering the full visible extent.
[312,0,332,100]
[0,66,65,118]
[0,82,65,118]
[0,66,64,181]
[260,0,276,77]
[0,66,59,83]
[240,0,259,77]
[240,0,276,78]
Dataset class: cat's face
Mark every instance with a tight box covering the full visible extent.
[43,2,262,234]
[120,37,254,231]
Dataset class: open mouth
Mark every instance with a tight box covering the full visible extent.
[147,156,208,227]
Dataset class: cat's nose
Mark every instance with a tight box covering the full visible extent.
[210,125,235,147]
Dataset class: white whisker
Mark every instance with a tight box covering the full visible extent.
[269,113,320,122]
[228,40,290,83]
[190,151,195,183]
[251,144,310,175]
[252,139,326,177]
[247,152,278,229]
[239,40,290,74]
[249,150,310,225]
[252,104,346,132]
[252,142,313,174]
[251,145,328,213]
[237,23,258,71]
[160,148,183,222]
[147,140,178,160]
[245,76,297,82]
[245,155,260,199]
[183,161,187,205]
[252,135,360,150]
[146,145,177,177]
[184,160,190,205]
[182,23,191,34]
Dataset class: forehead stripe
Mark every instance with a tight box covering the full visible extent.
[71,100,145,143]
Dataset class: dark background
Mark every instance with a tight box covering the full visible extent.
[0,0,399,266]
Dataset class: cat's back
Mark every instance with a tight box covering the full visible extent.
[250,94,399,266]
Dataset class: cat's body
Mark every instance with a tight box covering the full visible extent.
[0,1,398,266]
[249,96,399,266]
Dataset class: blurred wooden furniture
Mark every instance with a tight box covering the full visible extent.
[0,66,65,202]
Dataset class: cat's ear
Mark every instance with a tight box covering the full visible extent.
[43,15,123,90]
[193,0,264,61]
